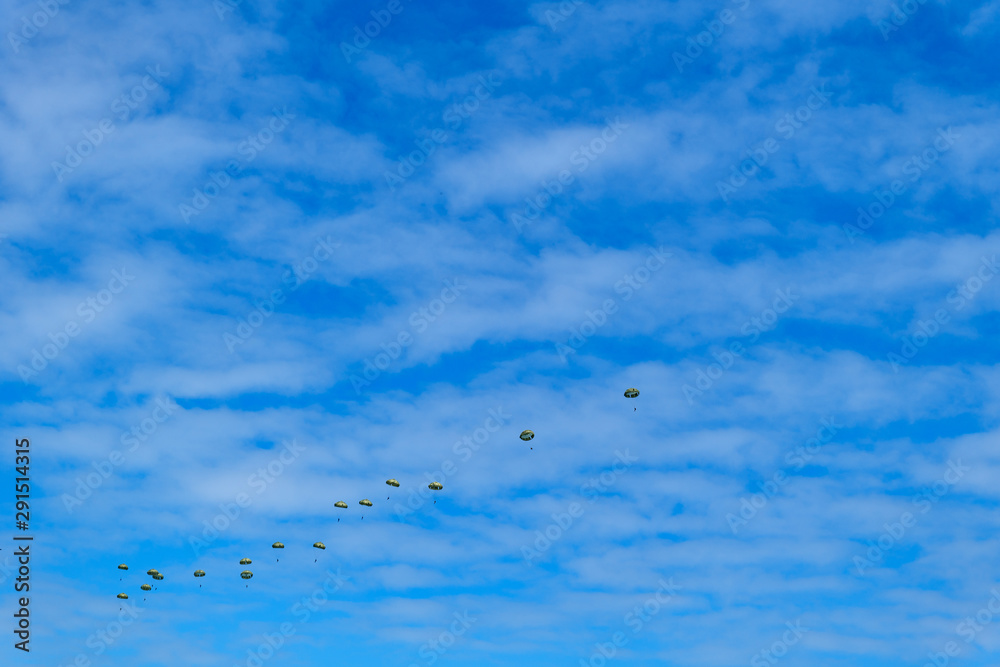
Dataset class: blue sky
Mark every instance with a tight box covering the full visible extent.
[1,0,998,665]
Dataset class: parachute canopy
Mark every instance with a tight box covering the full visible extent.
[519,430,534,441]
[313,542,326,549]
[153,574,164,580]
[140,584,152,591]
[624,388,639,398]
[146,569,159,576]
[194,570,206,577]
[272,542,284,549]
[117,593,128,599]
[386,479,400,487]
[240,558,252,565]
[334,501,348,509]
[118,564,129,571]
[359,499,373,507]
[240,571,253,580]
[428,482,443,490]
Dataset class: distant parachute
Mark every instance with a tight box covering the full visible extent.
[240,558,252,565]
[335,501,348,508]
[273,542,284,561]
[153,574,163,580]
[118,564,129,571]
[520,429,534,450]
[428,481,443,503]
[359,499,373,507]
[241,570,253,587]
[194,570,205,587]
[117,593,128,599]
[313,542,325,561]
[146,569,159,576]
[140,584,152,591]
[386,478,399,499]
[625,387,639,410]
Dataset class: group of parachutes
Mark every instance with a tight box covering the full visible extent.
[114,388,639,603]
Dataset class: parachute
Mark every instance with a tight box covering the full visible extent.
[428,481,443,502]
[386,478,399,499]
[140,584,152,591]
[240,571,253,579]
[273,542,284,562]
[625,387,639,410]
[313,541,325,561]
[146,569,159,576]
[118,564,129,571]
[520,429,535,450]
[194,570,206,577]
[117,593,128,599]
[359,499,373,507]
[240,558,252,565]
[334,501,348,508]
[153,574,164,580]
